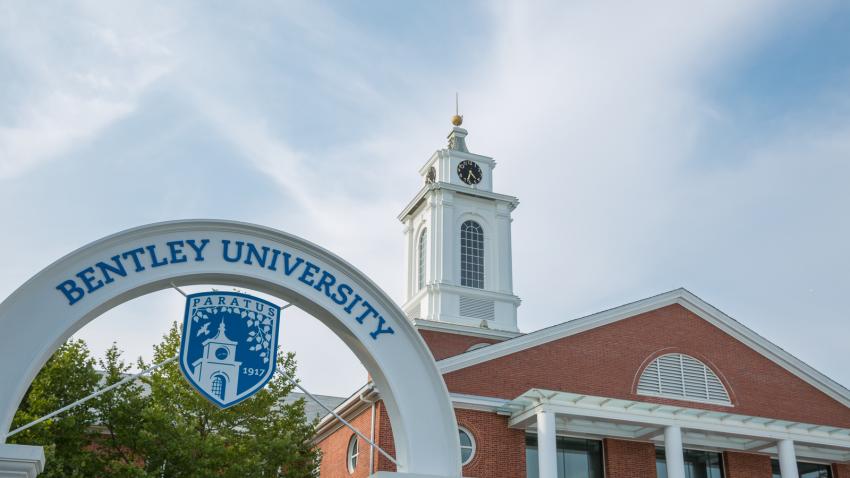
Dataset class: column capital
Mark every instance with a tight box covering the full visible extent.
[0,444,45,478]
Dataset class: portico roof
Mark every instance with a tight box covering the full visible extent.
[500,389,850,463]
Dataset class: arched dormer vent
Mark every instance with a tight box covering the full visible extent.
[637,353,731,405]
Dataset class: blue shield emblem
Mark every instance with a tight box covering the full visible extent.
[179,291,281,408]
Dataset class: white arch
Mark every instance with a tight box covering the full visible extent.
[0,220,461,476]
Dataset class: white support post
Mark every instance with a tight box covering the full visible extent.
[777,439,799,478]
[664,425,686,478]
[536,408,557,478]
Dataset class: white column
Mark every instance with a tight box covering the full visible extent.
[0,444,45,477]
[664,425,686,478]
[402,220,413,301]
[536,409,557,478]
[777,439,799,478]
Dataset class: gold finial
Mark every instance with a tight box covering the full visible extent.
[452,92,463,126]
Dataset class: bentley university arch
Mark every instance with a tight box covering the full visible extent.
[0,220,462,477]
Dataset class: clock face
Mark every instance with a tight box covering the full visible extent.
[425,166,436,184]
[457,160,482,185]
[215,347,229,360]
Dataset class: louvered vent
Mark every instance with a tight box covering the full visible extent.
[459,296,495,321]
[637,353,731,405]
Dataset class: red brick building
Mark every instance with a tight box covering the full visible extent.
[314,121,850,478]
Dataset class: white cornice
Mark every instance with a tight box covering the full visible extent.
[398,185,430,221]
[413,319,524,340]
[444,182,518,206]
[398,183,519,221]
[437,288,850,409]
[312,383,376,443]
[430,283,522,304]
[450,393,511,413]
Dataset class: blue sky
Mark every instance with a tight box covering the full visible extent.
[1,1,849,397]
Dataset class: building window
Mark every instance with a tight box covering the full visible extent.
[771,459,832,478]
[459,428,476,465]
[418,228,427,290]
[656,448,724,478]
[525,434,604,478]
[346,434,358,473]
[460,220,484,289]
[211,374,226,399]
[637,353,731,405]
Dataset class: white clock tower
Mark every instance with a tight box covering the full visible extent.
[399,114,521,333]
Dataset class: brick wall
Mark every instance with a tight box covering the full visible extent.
[723,451,771,478]
[454,409,526,478]
[317,406,375,478]
[418,329,505,361]
[443,304,850,428]
[317,400,850,478]
[603,438,656,478]
[320,403,525,477]
[833,463,850,478]
[374,401,397,473]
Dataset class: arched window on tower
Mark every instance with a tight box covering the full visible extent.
[637,353,731,405]
[460,220,484,289]
[418,228,427,291]
[211,374,226,399]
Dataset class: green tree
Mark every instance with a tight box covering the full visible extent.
[10,324,320,477]
[8,339,102,478]
[92,343,150,477]
[135,322,319,478]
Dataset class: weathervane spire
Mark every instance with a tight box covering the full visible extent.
[452,92,463,126]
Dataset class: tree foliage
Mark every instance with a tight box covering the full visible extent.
[9,323,319,477]
[10,339,101,477]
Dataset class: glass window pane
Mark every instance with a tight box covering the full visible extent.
[772,459,832,478]
[658,447,724,478]
[460,221,484,289]
[526,435,539,478]
[417,228,427,290]
[459,429,471,447]
[461,447,472,463]
[525,434,603,478]
[658,460,668,478]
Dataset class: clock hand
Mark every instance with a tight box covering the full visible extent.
[467,170,475,182]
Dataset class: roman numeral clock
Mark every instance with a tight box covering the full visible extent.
[457,160,482,185]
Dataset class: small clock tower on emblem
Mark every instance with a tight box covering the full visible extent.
[178,291,281,408]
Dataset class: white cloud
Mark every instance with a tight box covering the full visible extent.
[2,0,849,397]
[0,2,174,178]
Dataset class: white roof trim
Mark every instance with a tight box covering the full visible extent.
[450,393,511,413]
[313,383,376,442]
[437,288,850,408]
[507,389,850,455]
[414,319,523,340]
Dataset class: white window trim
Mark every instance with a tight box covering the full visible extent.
[346,434,358,473]
[459,427,476,466]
